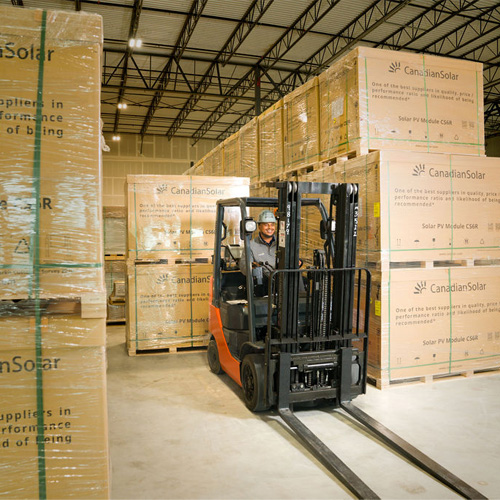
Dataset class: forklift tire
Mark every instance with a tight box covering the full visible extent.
[241,354,268,412]
[207,339,223,374]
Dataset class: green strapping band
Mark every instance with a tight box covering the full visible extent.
[447,268,453,373]
[134,264,138,351]
[33,10,47,499]
[133,183,138,257]
[422,55,430,153]
[364,57,369,150]
[449,156,454,259]
[387,268,392,380]
[189,262,194,345]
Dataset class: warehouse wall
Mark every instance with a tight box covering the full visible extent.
[102,134,218,206]
[486,135,500,157]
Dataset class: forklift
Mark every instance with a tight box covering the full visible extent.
[208,181,485,499]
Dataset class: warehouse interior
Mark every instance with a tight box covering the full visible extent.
[1,0,500,499]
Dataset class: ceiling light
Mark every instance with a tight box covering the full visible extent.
[117,103,127,109]
[129,38,142,48]
[112,135,121,141]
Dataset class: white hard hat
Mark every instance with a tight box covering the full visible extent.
[257,210,276,224]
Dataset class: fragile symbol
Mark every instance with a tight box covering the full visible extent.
[15,239,30,254]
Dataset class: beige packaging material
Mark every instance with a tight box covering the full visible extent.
[193,157,205,176]
[334,151,500,265]
[0,6,104,300]
[127,175,249,261]
[223,132,240,177]
[0,315,109,498]
[240,117,259,182]
[319,47,485,160]
[362,266,500,385]
[258,100,284,181]
[126,263,211,352]
[105,259,126,297]
[284,77,320,171]
[107,302,125,321]
[103,207,127,255]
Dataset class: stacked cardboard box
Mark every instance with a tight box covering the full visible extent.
[126,175,249,354]
[240,117,259,183]
[223,132,240,177]
[318,47,484,159]
[283,77,320,172]
[103,206,127,256]
[258,101,284,181]
[0,6,109,497]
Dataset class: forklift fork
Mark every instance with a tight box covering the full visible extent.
[277,404,487,500]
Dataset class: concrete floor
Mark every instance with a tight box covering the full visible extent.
[106,325,500,500]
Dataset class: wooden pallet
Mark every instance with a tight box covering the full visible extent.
[283,160,322,178]
[0,293,107,319]
[105,254,126,261]
[320,146,371,167]
[132,257,211,266]
[127,342,207,357]
[106,318,126,325]
[369,366,500,390]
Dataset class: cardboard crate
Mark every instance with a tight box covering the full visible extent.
[203,143,224,176]
[239,117,259,183]
[362,266,500,386]
[127,175,249,261]
[0,6,104,300]
[258,101,284,181]
[105,259,126,298]
[223,132,240,177]
[0,314,109,498]
[284,77,320,172]
[319,47,485,160]
[126,263,211,353]
[333,151,500,265]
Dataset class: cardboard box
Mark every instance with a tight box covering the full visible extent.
[258,101,284,181]
[105,260,126,298]
[334,151,500,265]
[363,266,500,385]
[223,132,240,177]
[0,314,109,498]
[103,207,126,256]
[0,6,104,300]
[126,263,211,352]
[127,175,249,261]
[318,47,485,159]
[284,77,320,171]
[240,117,259,182]
[203,143,224,176]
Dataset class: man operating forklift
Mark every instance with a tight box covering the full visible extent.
[239,209,277,286]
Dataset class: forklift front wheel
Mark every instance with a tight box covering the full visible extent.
[207,339,223,375]
[241,354,268,412]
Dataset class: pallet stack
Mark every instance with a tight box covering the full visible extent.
[193,45,500,389]
[125,175,249,356]
[0,6,109,498]
[103,206,127,323]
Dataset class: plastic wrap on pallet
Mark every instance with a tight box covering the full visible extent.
[103,206,126,256]
[318,47,485,160]
[357,267,500,387]
[126,262,211,353]
[240,117,259,182]
[223,132,240,177]
[283,77,320,172]
[335,151,500,267]
[258,101,284,181]
[0,312,109,497]
[105,260,126,298]
[0,6,105,300]
[127,175,249,261]
[204,142,224,176]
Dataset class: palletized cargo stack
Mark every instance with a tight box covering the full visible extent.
[0,6,109,498]
[103,206,127,323]
[299,48,500,388]
[197,45,500,390]
[125,175,249,356]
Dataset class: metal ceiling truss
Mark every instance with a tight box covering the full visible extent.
[165,0,276,140]
[139,0,208,138]
[112,0,143,133]
[190,0,343,144]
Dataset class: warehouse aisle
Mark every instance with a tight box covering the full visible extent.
[106,325,500,500]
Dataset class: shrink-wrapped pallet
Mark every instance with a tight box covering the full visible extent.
[240,117,259,182]
[258,101,284,181]
[223,132,240,177]
[319,47,484,160]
